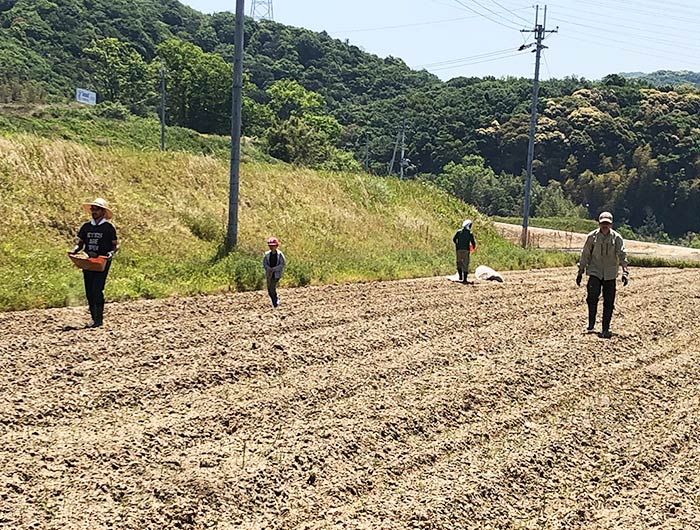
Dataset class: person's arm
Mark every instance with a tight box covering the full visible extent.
[616,235,628,274]
[578,234,593,275]
[617,235,629,284]
[68,226,86,254]
[576,234,593,285]
[470,232,477,250]
[269,252,285,274]
[107,240,119,259]
[276,252,286,273]
[107,226,118,258]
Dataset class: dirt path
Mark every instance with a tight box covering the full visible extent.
[1,268,700,529]
[496,222,700,261]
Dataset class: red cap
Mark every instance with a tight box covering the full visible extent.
[267,237,279,246]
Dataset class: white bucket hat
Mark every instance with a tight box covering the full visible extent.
[82,197,113,220]
[462,219,473,229]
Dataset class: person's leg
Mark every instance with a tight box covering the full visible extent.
[91,262,111,326]
[601,279,616,334]
[456,250,468,281]
[462,252,471,283]
[267,275,279,307]
[586,276,602,330]
[83,270,96,322]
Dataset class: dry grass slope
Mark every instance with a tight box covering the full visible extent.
[0,134,574,310]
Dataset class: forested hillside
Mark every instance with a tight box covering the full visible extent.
[1,0,699,239]
[621,70,700,88]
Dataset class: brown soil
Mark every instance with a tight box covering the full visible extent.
[496,222,700,261]
[2,268,700,529]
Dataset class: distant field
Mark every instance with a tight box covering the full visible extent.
[495,222,700,266]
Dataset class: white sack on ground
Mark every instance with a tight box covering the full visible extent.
[475,265,504,282]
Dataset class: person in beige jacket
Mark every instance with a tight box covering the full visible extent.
[576,211,629,338]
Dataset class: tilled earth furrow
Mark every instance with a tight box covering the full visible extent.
[1,268,699,529]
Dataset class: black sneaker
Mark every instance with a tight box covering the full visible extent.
[600,330,612,339]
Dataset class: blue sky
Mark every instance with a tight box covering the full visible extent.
[180,0,700,81]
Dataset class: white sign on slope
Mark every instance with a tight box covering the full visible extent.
[75,88,97,105]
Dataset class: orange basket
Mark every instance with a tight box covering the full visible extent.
[69,254,108,272]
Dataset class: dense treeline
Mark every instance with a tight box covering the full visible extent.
[0,0,699,237]
[622,70,700,88]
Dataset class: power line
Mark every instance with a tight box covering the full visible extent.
[331,7,533,33]
[548,15,700,53]
[555,25,700,64]
[462,0,527,27]
[553,0,700,26]
[416,47,522,68]
[557,33,700,69]
[488,0,533,24]
[545,2,700,38]
[449,0,522,30]
[429,51,527,72]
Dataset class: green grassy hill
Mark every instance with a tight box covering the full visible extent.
[0,112,575,311]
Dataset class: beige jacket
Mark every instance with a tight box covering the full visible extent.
[578,228,628,281]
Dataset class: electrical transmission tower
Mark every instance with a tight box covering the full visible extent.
[250,0,274,21]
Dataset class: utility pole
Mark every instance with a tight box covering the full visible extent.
[225,0,245,251]
[388,121,407,177]
[250,0,273,20]
[364,137,369,173]
[399,121,406,179]
[159,63,166,151]
[387,127,400,176]
[519,5,557,248]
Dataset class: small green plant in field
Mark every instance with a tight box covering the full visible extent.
[231,257,265,292]
[287,262,312,287]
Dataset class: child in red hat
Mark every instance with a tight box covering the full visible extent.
[263,237,286,307]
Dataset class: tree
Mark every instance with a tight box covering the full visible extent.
[83,38,153,110]
[155,39,231,133]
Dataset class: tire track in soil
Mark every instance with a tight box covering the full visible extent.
[1,268,699,529]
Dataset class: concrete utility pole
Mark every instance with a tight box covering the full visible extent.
[399,122,406,179]
[364,137,369,173]
[159,63,166,151]
[388,121,407,177]
[519,5,557,248]
[387,127,400,176]
[225,0,245,251]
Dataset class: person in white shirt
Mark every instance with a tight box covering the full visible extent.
[576,211,628,338]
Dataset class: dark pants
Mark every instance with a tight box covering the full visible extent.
[83,260,111,324]
[266,274,280,307]
[586,275,616,332]
[456,249,470,282]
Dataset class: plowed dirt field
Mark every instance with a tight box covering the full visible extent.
[2,267,700,529]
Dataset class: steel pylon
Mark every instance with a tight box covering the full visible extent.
[250,0,274,20]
